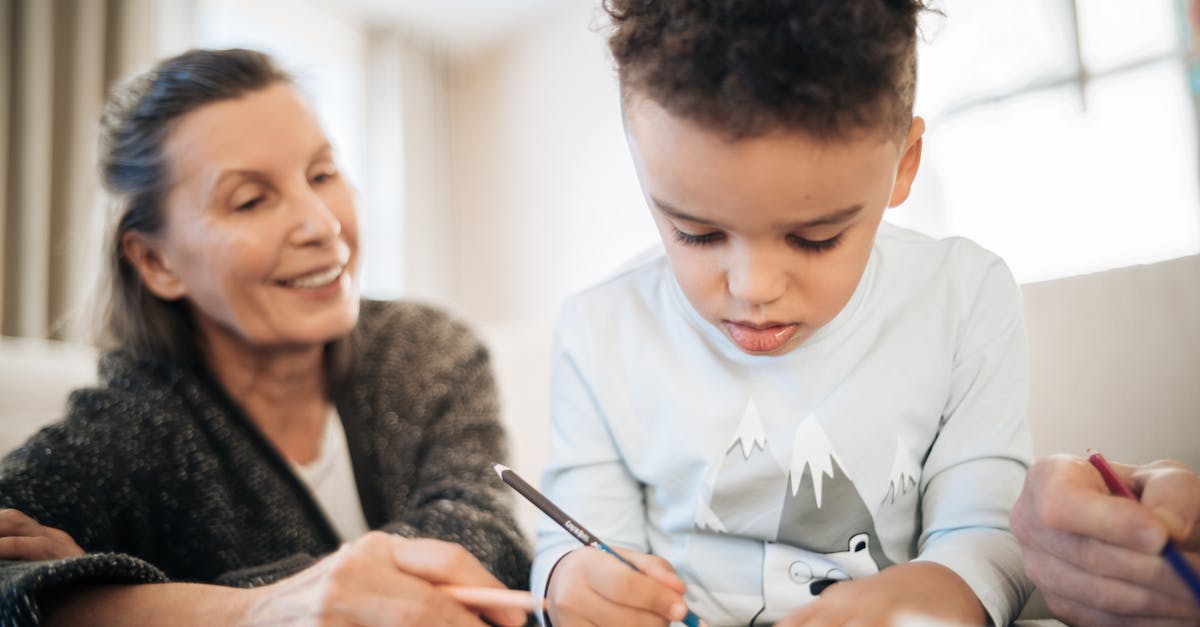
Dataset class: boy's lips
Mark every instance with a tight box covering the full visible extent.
[723,321,799,353]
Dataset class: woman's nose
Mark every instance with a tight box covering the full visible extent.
[289,187,341,246]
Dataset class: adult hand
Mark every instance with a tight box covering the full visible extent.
[545,546,690,627]
[775,562,984,626]
[238,532,526,627]
[0,508,84,561]
[1011,455,1200,626]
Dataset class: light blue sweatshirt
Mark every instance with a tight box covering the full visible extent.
[532,223,1033,626]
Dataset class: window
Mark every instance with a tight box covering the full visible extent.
[890,0,1200,282]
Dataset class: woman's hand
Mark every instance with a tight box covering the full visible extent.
[1011,455,1200,627]
[238,532,526,627]
[0,508,84,560]
[545,546,690,627]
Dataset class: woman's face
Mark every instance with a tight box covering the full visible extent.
[132,82,360,350]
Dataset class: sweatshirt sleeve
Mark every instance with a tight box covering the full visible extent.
[912,254,1034,626]
[531,298,650,619]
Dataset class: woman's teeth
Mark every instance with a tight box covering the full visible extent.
[280,265,342,289]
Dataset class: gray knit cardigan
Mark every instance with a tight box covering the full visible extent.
[0,300,531,625]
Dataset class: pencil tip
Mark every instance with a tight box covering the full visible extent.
[493,463,509,478]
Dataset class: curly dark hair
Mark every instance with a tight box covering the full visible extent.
[605,0,932,140]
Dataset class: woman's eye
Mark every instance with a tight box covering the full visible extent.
[672,228,724,247]
[788,233,843,253]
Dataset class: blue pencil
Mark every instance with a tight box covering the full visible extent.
[493,463,705,627]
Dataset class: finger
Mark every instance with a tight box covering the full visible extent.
[339,587,489,627]
[552,582,668,627]
[1026,524,1171,586]
[588,559,687,623]
[614,548,687,594]
[0,535,55,561]
[0,509,39,535]
[1030,459,1167,552]
[387,536,506,588]
[1131,464,1200,547]
[1024,539,1200,618]
[373,535,522,627]
[1043,592,1200,627]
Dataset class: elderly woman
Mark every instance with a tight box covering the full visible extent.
[0,48,529,626]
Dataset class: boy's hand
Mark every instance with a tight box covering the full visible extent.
[546,546,691,627]
[776,562,985,626]
[0,508,84,561]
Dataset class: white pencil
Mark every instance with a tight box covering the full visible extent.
[441,585,547,613]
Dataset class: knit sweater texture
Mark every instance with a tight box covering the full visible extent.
[0,300,531,625]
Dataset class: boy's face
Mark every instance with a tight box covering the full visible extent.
[624,97,924,356]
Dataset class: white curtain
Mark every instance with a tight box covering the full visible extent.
[363,28,454,305]
[0,0,194,341]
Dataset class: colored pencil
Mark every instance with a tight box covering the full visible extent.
[441,585,546,613]
[493,463,705,627]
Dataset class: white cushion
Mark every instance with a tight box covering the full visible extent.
[0,336,97,455]
[1022,254,1200,469]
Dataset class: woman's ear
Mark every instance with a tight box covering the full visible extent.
[121,231,186,300]
[888,116,925,208]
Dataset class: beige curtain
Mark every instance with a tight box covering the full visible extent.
[0,0,192,342]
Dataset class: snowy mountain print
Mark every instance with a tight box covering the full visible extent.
[882,436,921,505]
[729,398,767,459]
[698,398,785,538]
[788,414,845,508]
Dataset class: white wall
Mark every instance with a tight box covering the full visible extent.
[447,0,654,327]
[445,1,655,533]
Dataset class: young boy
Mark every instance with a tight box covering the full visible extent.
[532,1,1032,626]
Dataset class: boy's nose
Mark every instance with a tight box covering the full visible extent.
[726,249,787,306]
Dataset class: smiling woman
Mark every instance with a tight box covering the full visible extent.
[0,48,530,627]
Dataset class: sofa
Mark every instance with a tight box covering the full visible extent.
[1,254,1197,624]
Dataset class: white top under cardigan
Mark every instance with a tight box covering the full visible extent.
[292,407,370,542]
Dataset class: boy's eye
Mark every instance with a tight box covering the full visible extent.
[235,197,263,211]
[311,166,338,184]
[672,228,725,247]
[787,233,843,253]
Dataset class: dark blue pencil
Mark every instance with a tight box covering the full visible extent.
[1088,452,1200,604]
[493,463,704,627]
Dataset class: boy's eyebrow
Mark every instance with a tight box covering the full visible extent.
[651,196,865,229]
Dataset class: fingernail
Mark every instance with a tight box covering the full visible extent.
[1137,522,1167,551]
[669,602,687,621]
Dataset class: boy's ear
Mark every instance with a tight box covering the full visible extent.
[887,116,925,208]
[121,231,187,301]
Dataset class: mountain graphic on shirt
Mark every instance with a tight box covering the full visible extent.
[777,415,894,569]
[697,398,785,538]
[728,398,767,459]
[882,436,921,505]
